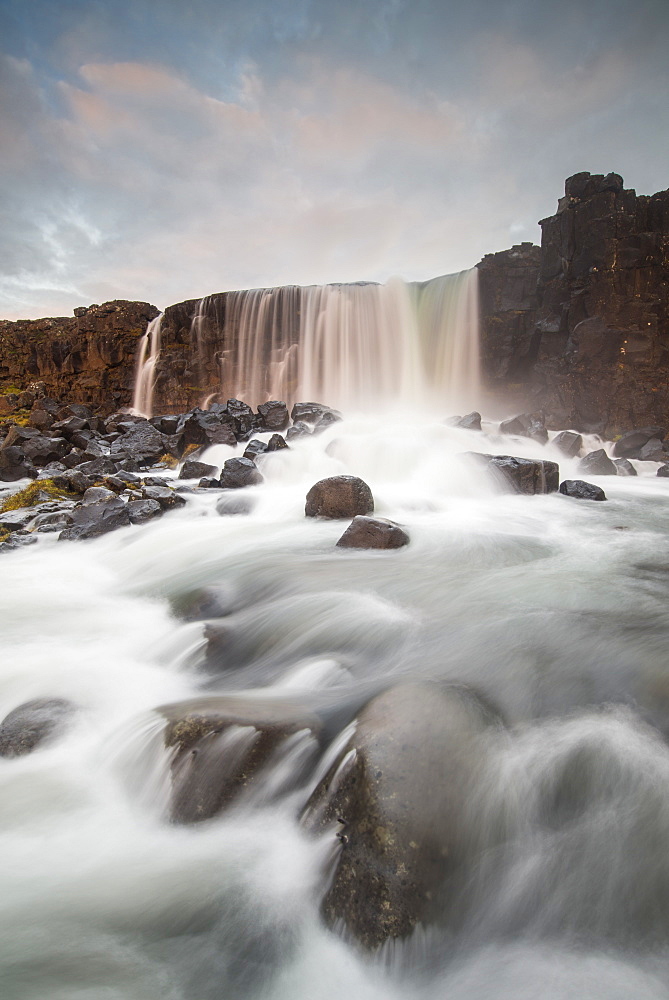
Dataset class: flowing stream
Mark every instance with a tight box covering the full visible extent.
[2,411,669,999]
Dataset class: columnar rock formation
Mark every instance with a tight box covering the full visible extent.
[478,172,669,434]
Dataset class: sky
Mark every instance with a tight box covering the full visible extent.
[1,0,668,320]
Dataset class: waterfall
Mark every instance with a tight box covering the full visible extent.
[131,312,163,416]
[131,268,480,416]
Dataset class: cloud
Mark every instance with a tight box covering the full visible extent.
[0,0,668,319]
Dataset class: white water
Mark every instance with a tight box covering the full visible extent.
[131,270,480,416]
[3,414,669,998]
[132,314,163,417]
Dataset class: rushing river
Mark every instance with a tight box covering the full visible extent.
[2,411,669,999]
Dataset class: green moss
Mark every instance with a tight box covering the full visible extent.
[166,715,212,751]
[158,452,179,469]
[1,386,21,395]
[0,479,77,514]
[0,528,11,544]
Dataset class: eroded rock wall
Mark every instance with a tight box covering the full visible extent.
[0,301,158,413]
[480,173,669,434]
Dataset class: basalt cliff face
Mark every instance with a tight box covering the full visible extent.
[478,172,669,434]
[0,301,158,415]
[1,172,668,432]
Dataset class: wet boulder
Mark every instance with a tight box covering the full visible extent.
[291,402,342,426]
[456,411,482,431]
[304,683,500,950]
[216,493,256,516]
[466,454,559,494]
[305,476,374,518]
[178,408,237,448]
[220,457,264,489]
[286,421,312,442]
[0,446,36,482]
[266,433,288,451]
[243,439,268,460]
[657,464,669,478]
[160,695,322,823]
[59,495,131,540]
[110,421,166,466]
[22,435,70,467]
[578,449,617,476]
[499,412,548,444]
[0,698,75,757]
[552,430,583,458]
[336,516,410,550]
[613,458,637,477]
[559,479,607,501]
[613,427,666,458]
[226,399,256,438]
[257,400,289,432]
[140,485,187,509]
[179,459,218,480]
[638,438,667,462]
[126,499,163,524]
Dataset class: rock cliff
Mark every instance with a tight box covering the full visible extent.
[0,301,158,414]
[478,172,669,434]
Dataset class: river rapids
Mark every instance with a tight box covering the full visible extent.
[2,411,669,999]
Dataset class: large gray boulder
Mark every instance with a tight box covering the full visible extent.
[304,682,500,949]
[336,516,409,550]
[613,427,666,458]
[110,421,166,465]
[219,457,264,489]
[578,449,617,476]
[160,696,322,823]
[59,495,131,540]
[466,453,559,494]
[552,430,583,458]
[0,698,75,757]
[305,475,374,518]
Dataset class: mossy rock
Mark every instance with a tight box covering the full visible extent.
[0,478,78,514]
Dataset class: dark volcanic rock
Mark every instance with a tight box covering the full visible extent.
[0,446,36,482]
[0,300,158,412]
[219,457,264,489]
[638,438,667,462]
[126,499,163,524]
[179,460,218,480]
[110,421,166,466]
[499,412,548,443]
[552,430,583,458]
[161,696,322,822]
[336,516,410,550]
[613,427,666,458]
[291,402,341,425]
[305,475,374,519]
[578,449,617,476]
[657,464,669,478]
[559,479,607,501]
[59,496,131,540]
[257,400,290,431]
[243,439,268,460]
[226,399,256,438]
[0,698,75,757]
[613,458,638,477]
[304,683,500,949]
[479,174,669,435]
[467,453,559,494]
[266,433,288,451]
[141,485,187,509]
[286,421,312,442]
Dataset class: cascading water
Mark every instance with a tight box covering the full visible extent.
[132,312,163,416]
[131,269,480,416]
[5,282,669,998]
